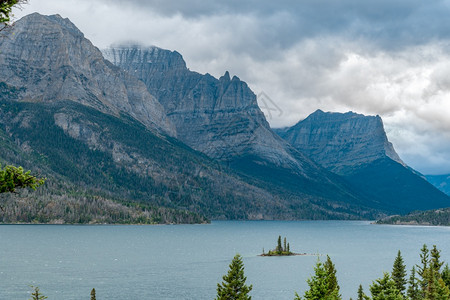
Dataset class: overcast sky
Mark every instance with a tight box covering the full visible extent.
[13,0,450,175]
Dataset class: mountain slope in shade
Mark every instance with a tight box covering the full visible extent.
[102,46,381,215]
[426,174,450,196]
[0,13,175,136]
[276,110,450,214]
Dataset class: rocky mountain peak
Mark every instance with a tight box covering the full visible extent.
[219,71,231,83]
[0,13,176,136]
[276,110,404,173]
[103,45,187,74]
[104,45,323,174]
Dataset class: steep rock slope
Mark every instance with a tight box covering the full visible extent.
[103,46,303,169]
[276,110,450,213]
[0,13,175,136]
[103,46,376,214]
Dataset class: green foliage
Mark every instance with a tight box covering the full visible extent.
[0,164,45,193]
[295,257,341,300]
[407,266,421,300]
[377,208,450,226]
[90,288,96,300]
[29,286,47,300]
[263,235,294,256]
[369,273,404,300]
[216,254,252,300]
[357,284,369,300]
[0,0,18,24]
[324,255,340,295]
[441,264,450,287]
[392,250,407,295]
[430,245,444,273]
[277,235,283,254]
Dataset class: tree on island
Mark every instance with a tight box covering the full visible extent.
[216,254,252,300]
[263,235,294,256]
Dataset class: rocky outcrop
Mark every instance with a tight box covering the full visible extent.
[103,46,303,170]
[276,110,450,213]
[0,13,175,136]
[275,110,404,174]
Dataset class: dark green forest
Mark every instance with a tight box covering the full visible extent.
[0,100,386,223]
[377,208,450,226]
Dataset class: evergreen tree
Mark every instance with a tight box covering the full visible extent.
[369,273,404,300]
[277,235,282,254]
[90,288,96,300]
[441,264,450,287]
[216,254,252,300]
[430,245,444,273]
[284,237,287,252]
[29,286,47,300]
[407,266,421,300]
[392,250,407,295]
[287,243,290,253]
[324,255,340,295]
[357,284,369,300]
[417,245,429,278]
[417,244,429,293]
[295,257,341,300]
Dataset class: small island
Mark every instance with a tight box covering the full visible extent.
[261,235,300,256]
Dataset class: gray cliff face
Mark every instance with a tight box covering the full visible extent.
[276,109,404,174]
[0,13,175,136]
[276,110,450,213]
[103,46,311,174]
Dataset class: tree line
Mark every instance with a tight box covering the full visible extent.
[217,245,450,299]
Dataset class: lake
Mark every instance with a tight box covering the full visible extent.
[1,221,449,299]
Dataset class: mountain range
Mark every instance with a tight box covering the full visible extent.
[275,110,449,213]
[0,13,448,223]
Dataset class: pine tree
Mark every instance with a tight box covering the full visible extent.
[441,264,450,287]
[430,245,444,273]
[392,250,407,295]
[417,244,429,293]
[407,266,421,300]
[324,255,339,295]
[295,257,341,300]
[277,235,282,254]
[216,254,252,300]
[357,284,369,300]
[29,286,47,300]
[90,288,96,300]
[284,237,287,252]
[369,273,404,300]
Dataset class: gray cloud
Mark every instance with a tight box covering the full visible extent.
[13,0,450,174]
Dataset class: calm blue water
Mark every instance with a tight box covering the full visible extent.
[0,221,449,300]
